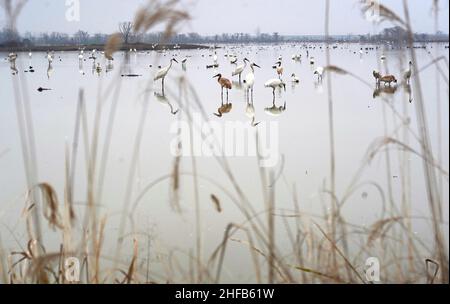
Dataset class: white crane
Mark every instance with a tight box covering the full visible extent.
[154,58,178,91]
[291,73,300,83]
[232,58,249,82]
[292,54,301,61]
[244,62,261,96]
[181,58,188,71]
[47,51,54,63]
[404,61,413,85]
[265,78,286,96]
[8,53,17,63]
[314,67,324,82]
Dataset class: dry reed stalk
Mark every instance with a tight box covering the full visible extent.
[324,0,339,277]
[114,0,190,279]
[402,0,448,283]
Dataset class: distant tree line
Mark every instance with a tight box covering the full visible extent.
[0,25,448,47]
[357,26,449,44]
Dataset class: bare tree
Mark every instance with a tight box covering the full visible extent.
[74,30,90,45]
[119,22,134,44]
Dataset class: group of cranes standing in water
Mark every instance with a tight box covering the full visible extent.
[5,43,417,119]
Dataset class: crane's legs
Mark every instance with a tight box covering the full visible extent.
[162,77,166,95]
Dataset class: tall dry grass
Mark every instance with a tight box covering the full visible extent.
[0,0,448,284]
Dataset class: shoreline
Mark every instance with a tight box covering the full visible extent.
[0,43,212,53]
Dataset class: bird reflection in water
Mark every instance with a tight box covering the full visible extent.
[403,83,413,103]
[373,85,397,99]
[372,82,413,103]
[47,61,54,79]
[265,94,286,117]
[245,92,260,127]
[214,100,233,118]
[154,92,179,115]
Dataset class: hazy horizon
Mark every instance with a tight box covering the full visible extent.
[0,0,449,36]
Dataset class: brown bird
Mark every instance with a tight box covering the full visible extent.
[213,73,232,98]
[373,70,381,85]
[380,75,398,86]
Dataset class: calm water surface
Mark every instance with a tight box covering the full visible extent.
[0,43,448,282]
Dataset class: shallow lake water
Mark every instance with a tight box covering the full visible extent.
[0,43,448,283]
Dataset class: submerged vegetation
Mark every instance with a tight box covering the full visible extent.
[0,0,448,284]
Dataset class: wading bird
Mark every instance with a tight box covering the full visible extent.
[265,78,286,96]
[8,53,18,75]
[47,51,54,63]
[232,58,249,82]
[292,54,301,61]
[181,58,188,71]
[291,73,300,83]
[404,61,413,85]
[273,61,284,79]
[8,53,17,63]
[213,73,232,99]
[95,63,102,75]
[244,62,261,96]
[154,58,178,92]
[373,70,382,85]
[314,67,324,82]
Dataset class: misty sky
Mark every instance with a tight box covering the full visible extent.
[1,0,449,35]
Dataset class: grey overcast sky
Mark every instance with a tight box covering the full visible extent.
[1,0,449,35]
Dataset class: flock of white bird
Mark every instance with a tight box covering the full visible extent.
[5,44,417,115]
